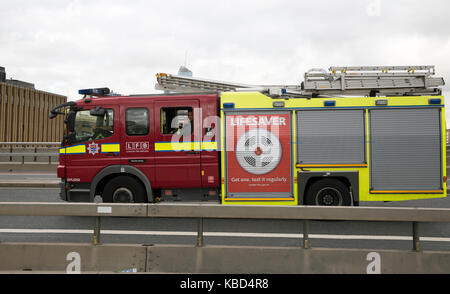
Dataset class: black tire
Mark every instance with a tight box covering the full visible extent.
[305,178,351,206]
[102,175,147,203]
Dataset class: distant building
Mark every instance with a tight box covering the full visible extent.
[178,66,193,77]
[0,66,67,143]
[0,67,5,83]
[0,66,35,89]
[163,65,194,94]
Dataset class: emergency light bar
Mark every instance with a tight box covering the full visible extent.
[78,87,111,96]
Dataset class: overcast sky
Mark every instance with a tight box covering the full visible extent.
[1,0,449,114]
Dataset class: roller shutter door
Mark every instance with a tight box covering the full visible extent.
[369,108,442,191]
[296,109,365,164]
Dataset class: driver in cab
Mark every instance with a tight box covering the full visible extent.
[170,110,193,136]
[91,125,113,140]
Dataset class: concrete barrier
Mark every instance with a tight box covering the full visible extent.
[0,202,148,217]
[0,243,147,273]
[148,203,450,222]
[0,162,57,172]
[1,203,450,273]
[0,180,59,188]
[0,143,60,164]
[1,243,450,274]
[147,244,450,274]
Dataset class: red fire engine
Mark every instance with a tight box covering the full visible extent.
[50,65,446,206]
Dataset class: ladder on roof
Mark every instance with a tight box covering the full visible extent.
[303,65,444,96]
[155,73,309,97]
[155,73,255,92]
[155,65,445,97]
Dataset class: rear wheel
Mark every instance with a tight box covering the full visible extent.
[305,178,351,206]
[102,175,147,203]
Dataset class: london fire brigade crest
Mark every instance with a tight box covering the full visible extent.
[88,142,100,155]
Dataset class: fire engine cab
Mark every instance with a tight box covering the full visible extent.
[50,65,447,206]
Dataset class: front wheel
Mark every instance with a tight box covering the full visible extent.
[102,175,147,203]
[305,178,351,206]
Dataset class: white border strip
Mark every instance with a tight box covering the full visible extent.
[0,229,449,242]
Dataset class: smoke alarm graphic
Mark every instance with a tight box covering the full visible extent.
[235,128,282,175]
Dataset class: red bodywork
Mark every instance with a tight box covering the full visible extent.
[59,94,220,192]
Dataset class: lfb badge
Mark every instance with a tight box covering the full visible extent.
[88,142,100,155]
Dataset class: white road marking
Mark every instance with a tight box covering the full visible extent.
[0,228,449,242]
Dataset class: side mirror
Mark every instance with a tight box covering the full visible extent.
[90,106,106,116]
[49,101,76,119]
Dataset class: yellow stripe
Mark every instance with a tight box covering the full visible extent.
[221,92,444,109]
[155,142,201,152]
[370,190,444,194]
[101,143,120,153]
[225,198,294,201]
[59,144,86,154]
[155,141,217,152]
[201,141,217,150]
[297,164,368,168]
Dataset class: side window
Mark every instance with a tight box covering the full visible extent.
[161,107,193,135]
[73,109,114,143]
[126,108,149,136]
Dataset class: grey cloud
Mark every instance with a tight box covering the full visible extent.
[0,0,449,100]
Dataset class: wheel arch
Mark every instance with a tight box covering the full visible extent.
[298,171,359,205]
[89,165,153,202]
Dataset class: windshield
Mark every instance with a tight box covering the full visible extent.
[72,109,114,143]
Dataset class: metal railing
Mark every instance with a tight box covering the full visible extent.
[1,142,450,165]
[0,142,60,164]
[1,202,450,251]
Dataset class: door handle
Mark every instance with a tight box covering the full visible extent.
[186,151,200,155]
[129,159,146,163]
[105,152,119,156]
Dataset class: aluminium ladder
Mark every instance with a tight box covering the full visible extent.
[155,65,445,97]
